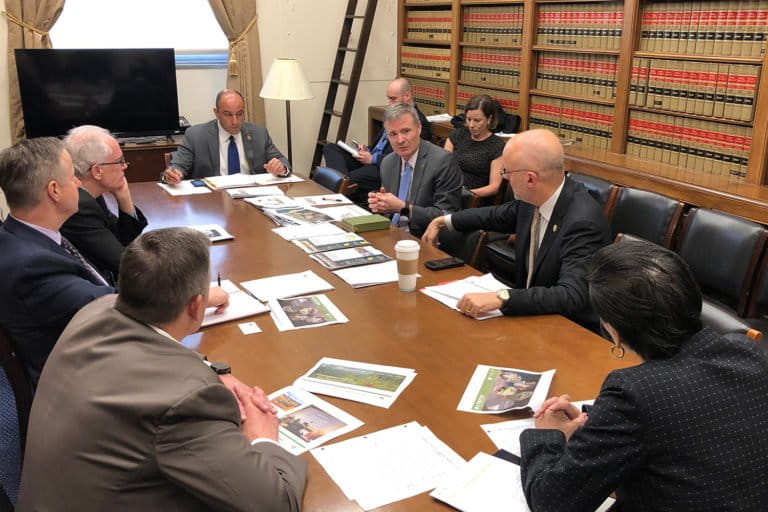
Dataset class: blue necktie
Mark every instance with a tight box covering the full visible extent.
[391,162,413,226]
[227,136,240,175]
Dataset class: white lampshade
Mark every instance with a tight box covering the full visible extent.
[259,58,314,101]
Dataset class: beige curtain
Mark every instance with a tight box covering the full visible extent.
[4,0,65,142]
[208,0,265,125]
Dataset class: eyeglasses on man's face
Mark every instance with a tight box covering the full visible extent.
[500,168,533,177]
[96,157,128,167]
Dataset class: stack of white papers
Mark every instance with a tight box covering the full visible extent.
[269,386,363,455]
[204,172,303,189]
[457,366,556,414]
[426,113,453,122]
[189,224,234,242]
[272,223,346,241]
[421,273,509,320]
[312,422,465,510]
[157,180,213,196]
[431,452,530,512]
[201,279,269,327]
[294,357,416,408]
[225,185,284,199]
[294,194,352,207]
[268,294,348,331]
[332,260,399,288]
[249,173,304,185]
[292,232,370,254]
[241,270,333,301]
[320,204,372,221]
[309,246,391,270]
[481,399,594,456]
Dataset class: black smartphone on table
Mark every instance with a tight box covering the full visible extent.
[424,257,465,271]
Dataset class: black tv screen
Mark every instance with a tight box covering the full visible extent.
[15,48,180,138]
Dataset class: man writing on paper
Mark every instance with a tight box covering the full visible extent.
[422,129,610,330]
[323,77,432,196]
[368,103,461,238]
[18,228,307,511]
[61,125,148,283]
[162,89,291,183]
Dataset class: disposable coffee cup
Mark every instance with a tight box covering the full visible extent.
[395,240,420,292]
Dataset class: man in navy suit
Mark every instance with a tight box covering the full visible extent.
[161,89,290,183]
[422,129,611,330]
[0,138,114,384]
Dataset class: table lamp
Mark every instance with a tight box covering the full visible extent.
[259,58,314,167]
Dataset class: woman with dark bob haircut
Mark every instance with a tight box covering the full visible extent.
[520,240,768,511]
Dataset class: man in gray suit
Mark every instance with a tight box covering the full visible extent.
[18,228,307,511]
[162,89,291,183]
[368,103,461,237]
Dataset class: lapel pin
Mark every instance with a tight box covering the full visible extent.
[552,224,558,233]
[246,134,252,141]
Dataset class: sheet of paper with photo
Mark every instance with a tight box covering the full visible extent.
[241,270,334,301]
[275,207,336,226]
[320,204,371,221]
[157,180,213,196]
[268,386,363,455]
[481,399,594,456]
[268,294,349,332]
[332,260,399,288]
[292,232,370,254]
[188,224,234,242]
[311,421,465,511]
[457,365,556,414]
[420,273,510,320]
[294,357,416,408]
[309,246,391,270]
[293,194,353,207]
[272,223,346,241]
[245,195,299,209]
[225,185,285,199]
[201,279,270,327]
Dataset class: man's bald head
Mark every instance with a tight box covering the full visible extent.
[504,129,564,183]
[386,77,413,105]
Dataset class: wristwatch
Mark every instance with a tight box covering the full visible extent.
[496,289,510,306]
[400,203,410,217]
[209,361,232,375]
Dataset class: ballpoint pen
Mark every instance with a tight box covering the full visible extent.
[217,272,221,287]
[323,197,345,202]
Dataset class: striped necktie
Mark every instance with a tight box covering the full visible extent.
[526,208,541,289]
[391,162,413,226]
[61,237,108,285]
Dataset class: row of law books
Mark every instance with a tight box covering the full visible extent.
[535,52,618,101]
[529,96,614,150]
[536,2,623,51]
[630,58,759,122]
[627,110,751,179]
[460,47,521,89]
[401,45,451,81]
[406,8,452,43]
[411,77,449,116]
[638,0,768,57]
[456,84,519,116]
[461,5,523,46]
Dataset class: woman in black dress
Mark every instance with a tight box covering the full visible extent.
[444,94,506,201]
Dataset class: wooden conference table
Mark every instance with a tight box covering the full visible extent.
[130,179,640,511]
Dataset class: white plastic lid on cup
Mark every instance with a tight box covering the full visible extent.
[394,240,420,253]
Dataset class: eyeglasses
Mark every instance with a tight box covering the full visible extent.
[500,168,533,177]
[96,157,128,167]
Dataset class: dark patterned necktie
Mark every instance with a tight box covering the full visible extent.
[228,135,241,174]
[60,237,107,285]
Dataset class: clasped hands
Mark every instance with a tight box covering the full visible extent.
[368,187,405,214]
[533,394,589,441]
[220,374,279,441]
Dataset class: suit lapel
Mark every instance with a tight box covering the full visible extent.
[531,178,574,277]
[407,143,428,203]
[241,124,257,170]
[207,121,220,175]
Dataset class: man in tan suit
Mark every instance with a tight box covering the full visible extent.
[17,228,306,511]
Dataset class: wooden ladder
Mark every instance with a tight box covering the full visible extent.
[311,0,379,171]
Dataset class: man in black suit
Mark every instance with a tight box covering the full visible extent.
[61,125,148,282]
[161,89,290,183]
[368,103,461,238]
[422,129,610,330]
[322,77,432,196]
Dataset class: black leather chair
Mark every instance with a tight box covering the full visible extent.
[567,172,618,216]
[312,166,358,195]
[677,208,767,337]
[609,187,684,248]
[0,327,32,508]
[745,254,768,337]
[436,229,489,270]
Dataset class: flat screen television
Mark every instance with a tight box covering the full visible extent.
[15,48,180,138]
